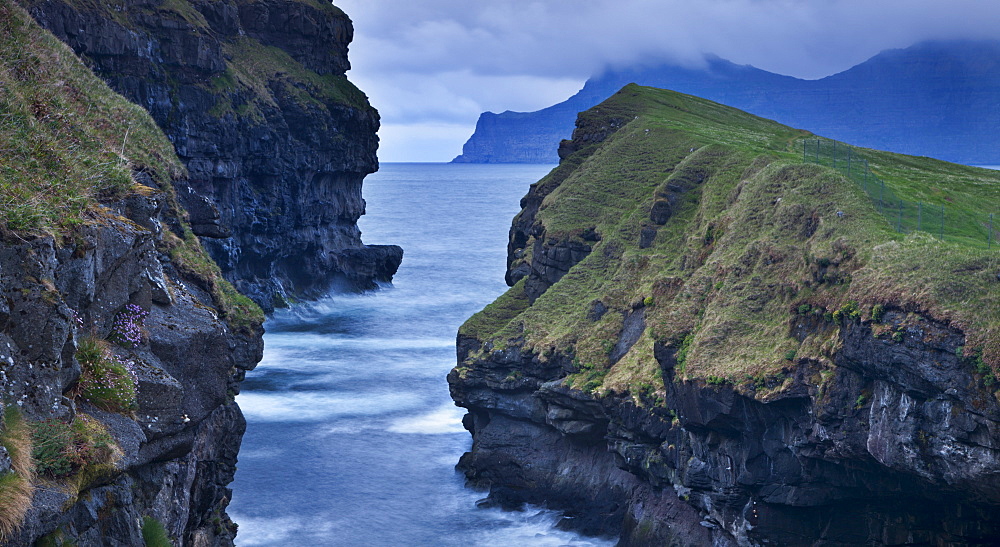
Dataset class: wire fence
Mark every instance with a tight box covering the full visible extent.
[802,139,997,249]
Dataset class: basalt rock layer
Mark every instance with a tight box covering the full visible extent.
[1,207,262,547]
[450,85,1000,545]
[0,3,262,544]
[20,0,401,311]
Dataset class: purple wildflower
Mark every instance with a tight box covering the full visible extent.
[108,303,148,348]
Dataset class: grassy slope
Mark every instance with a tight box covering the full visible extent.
[461,84,1000,398]
[0,1,182,232]
[0,0,262,329]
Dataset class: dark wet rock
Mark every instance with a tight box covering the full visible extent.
[335,245,405,289]
[609,308,645,364]
[23,0,401,312]
[586,300,608,322]
[0,178,263,545]
[524,238,591,302]
[638,226,657,249]
[0,447,10,476]
[450,309,1000,544]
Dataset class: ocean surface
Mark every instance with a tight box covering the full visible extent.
[229,164,616,546]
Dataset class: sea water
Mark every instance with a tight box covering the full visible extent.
[229,164,616,546]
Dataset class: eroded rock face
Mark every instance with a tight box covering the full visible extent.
[23,0,401,311]
[449,310,1000,545]
[504,114,615,295]
[0,188,262,546]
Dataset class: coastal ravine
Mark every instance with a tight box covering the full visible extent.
[228,163,616,546]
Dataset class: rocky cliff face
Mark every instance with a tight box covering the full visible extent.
[452,312,1000,545]
[21,0,401,311]
[1,196,262,546]
[0,3,263,543]
[450,85,1000,545]
[452,109,572,164]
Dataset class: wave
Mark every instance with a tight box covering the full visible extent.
[386,405,467,435]
[264,333,455,352]
[237,391,425,422]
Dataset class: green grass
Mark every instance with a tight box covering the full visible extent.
[29,413,119,494]
[0,0,263,332]
[75,337,138,414]
[803,138,1000,246]
[0,406,33,542]
[0,1,185,234]
[459,279,530,342]
[459,84,1000,399]
[157,0,209,28]
[30,419,76,478]
[141,516,173,547]
[219,36,373,118]
[33,527,77,547]
[167,227,265,332]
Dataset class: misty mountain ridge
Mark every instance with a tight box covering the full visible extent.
[453,40,1000,165]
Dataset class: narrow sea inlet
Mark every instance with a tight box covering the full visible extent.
[229,164,614,546]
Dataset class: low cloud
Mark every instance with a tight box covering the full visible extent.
[343,0,1000,78]
[352,71,583,125]
[337,0,1000,161]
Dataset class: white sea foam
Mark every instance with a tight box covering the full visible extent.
[227,514,333,546]
[386,405,466,434]
[236,446,285,460]
[237,391,424,422]
[316,422,381,435]
[264,333,454,351]
[472,507,617,547]
[231,164,612,545]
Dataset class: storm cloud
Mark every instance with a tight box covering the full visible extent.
[337,0,1000,161]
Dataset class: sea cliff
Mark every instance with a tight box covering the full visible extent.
[450,84,1000,545]
[20,0,402,311]
[0,0,383,544]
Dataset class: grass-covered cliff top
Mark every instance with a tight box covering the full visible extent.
[461,84,1000,398]
[0,1,183,233]
[0,0,262,329]
[216,35,371,119]
[15,0,371,119]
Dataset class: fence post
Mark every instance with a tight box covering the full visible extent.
[847,148,852,177]
[991,213,994,249]
[879,181,884,213]
[832,141,836,169]
[897,200,903,232]
[917,202,922,232]
[816,139,820,163]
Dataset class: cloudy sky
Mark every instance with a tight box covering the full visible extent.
[336,0,1000,162]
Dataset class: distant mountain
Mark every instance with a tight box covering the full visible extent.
[452,40,1000,165]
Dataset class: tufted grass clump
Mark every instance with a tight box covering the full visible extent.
[141,516,173,547]
[76,337,138,414]
[0,406,34,542]
[30,414,116,480]
[30,419,73,478]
